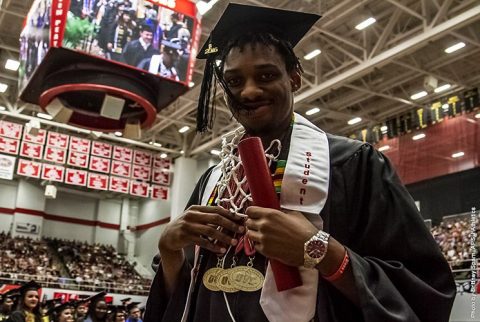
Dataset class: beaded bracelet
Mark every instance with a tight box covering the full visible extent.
[323,249,350,282]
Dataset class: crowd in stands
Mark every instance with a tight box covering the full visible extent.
[0,232,62,287]
[48,238,148,294]
[0,233,149,295]
[1,212,479,295]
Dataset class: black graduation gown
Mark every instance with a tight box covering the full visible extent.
[144,134,456,322]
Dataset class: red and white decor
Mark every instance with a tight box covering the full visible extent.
[0,121,23,139]
[92,141,113,158]
[87,173,109,190]
[47,132,70,149]
[130,181,150,198]
[44,146,67,164]
[132,164,151,181]
[133,150,152,166]
[153,156,171,169]
[89,156,111,173]
[20,141,43,159]
[0,137,20,155]
[65,168,87,186]
[41,164,65,182]
[109,176,130,194]
[23,128,47,144]
[152,168,171,185]
[69,137,91,154]
[17,159,42,178]
[113,146,133,163]
[67,151,89,168]
[151,185,169,200]
[111,160,131,178]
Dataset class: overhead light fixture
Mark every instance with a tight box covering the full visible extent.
[114,131,123,137]
[149,141,162,147]
[410,91,428,100]
[475,113,480,119]
[180,150,185,154]
[210,149,220,156]
[412,133,426,141]
[451,151,464,158]
[37,112,53,120]
[0,105,6,111]
[0,83,8,93]
[444,42,465,54]
[5,59,20,71]
[179,126,190,133]
[188,82,195,88]
[347,117,362,125]
[378,145,390,152]
[434,84,451,93]
[355,17,376,30]
[380,125,388,132]
[305,107,320,116]
[303,49,321,60]
[160,153,168,159]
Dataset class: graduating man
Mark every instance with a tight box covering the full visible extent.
[145,4,456,322]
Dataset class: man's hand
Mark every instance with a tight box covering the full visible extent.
[159,205,244,254]
[245,207,318,267]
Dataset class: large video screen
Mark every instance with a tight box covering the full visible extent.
[64,0,197,83]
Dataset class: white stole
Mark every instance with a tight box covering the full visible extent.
[199,113,330,322]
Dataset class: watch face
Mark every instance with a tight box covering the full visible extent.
[307,240,326,259]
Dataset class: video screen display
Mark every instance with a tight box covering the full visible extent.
[64,0,196,83]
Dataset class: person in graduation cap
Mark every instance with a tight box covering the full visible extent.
[144,3,456,322]
[106,306,126,322]
[82,292,107,322]
[0,289,19,322]
[124,303,141,322]
[6,281,42,322]
[46,302,75,322]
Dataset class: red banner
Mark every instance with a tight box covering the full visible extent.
[111,160,131,178]
[20,141,44,159]
[65,168,87,186]
[17,159,42,178]
[89,156,111,173]
[87,173,109,190]
[92,142,113,158]
[67,150,89,168]
[41,164,65,182]
[151,185,169,200]
[0,137,20,155]
[44,146,67,164]
[0,121,23,139]
[70,137,91,154]
[130,181,150,198]
[47,132,70,149]
[109,176,130,194]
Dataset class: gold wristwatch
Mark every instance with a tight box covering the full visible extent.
[304,230,330,269]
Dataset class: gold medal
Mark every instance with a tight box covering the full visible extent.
[203,267,222,291]
[216,268,238,293]
[230,266,264,292]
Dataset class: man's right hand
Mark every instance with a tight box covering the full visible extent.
[159,205,244,255]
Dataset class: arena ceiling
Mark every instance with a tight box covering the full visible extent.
[0,0,479,159]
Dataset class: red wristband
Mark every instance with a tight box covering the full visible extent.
[323,249,350,282]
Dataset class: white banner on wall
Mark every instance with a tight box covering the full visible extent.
[0,154,16,180]
[15,222,41,235]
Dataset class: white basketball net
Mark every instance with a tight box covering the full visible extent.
[215,128,282,217]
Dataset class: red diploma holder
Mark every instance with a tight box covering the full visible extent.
[18,0,201,133]
[238,137,302,291]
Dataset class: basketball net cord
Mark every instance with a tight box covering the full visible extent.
[214,128,282,322]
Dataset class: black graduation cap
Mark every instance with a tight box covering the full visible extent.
[126,302,140,312]
[84,291,107,304]
[0,288,20,303]
[120,297,131,305]
[195,3,320,132]
[197,3,320,59]
[46,301,74,316]
[43,298,62,310]
[17,281,41,296]
[108,305,127,316]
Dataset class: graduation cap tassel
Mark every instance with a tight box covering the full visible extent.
[196,57,216,132]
